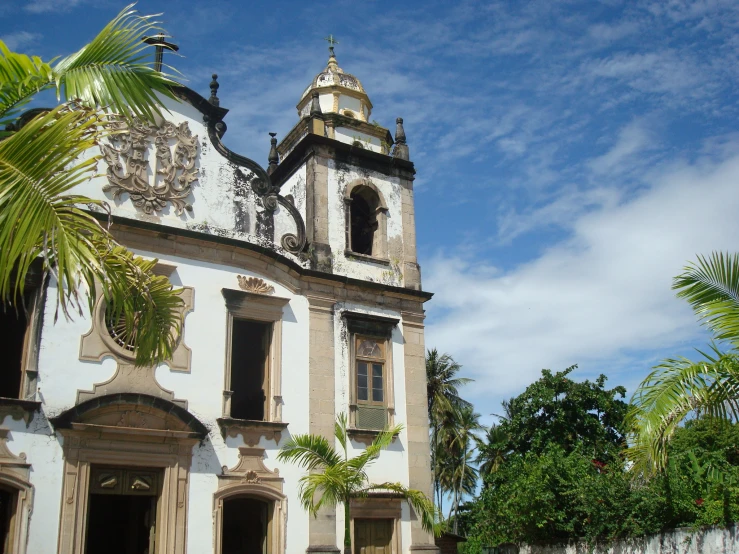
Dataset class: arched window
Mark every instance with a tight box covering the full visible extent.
[349,186,380,256]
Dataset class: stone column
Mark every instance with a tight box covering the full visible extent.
[402,309,439,553]
[306,294,340,554]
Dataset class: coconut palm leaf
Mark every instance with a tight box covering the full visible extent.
[277,433,342,470]
[53,4,179,122]
[0,42,54,130]
[674,252,739,347]
[361,482,436,533]
[0,5,188,367]
[626,346,739,473]
[0,106,104,308]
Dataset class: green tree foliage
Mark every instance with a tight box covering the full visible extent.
[627,252,739,473]
[426,349,474,512]
[0,5,184,366]
[463,366,739,553]
[495,365,627,461]
[277,413,436,554]
[464,444,738,551]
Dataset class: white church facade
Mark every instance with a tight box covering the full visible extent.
[0,47,437,554]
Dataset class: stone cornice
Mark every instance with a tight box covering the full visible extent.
[271,132,415,186]
[98,215,434,302]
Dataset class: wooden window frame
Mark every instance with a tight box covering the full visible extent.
[221,289,290,423]
[343,313,399,431]
[355,336,386,408]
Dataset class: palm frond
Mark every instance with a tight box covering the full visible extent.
[349,423,404,475]
[53,4,180,122]
[101,247,183,366]
[626,349,739,473]
[297,465,351,515]
[335,411,348,455]
[0,41,54,128]
[0,105,103,309]
[361,482,437,534]
[674,252,739,347]
[277,433,342,470]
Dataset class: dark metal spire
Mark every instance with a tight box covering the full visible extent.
[393,117,409,160]
[209,74,220,107]
[142,34,179,72]
[267,132,279,175]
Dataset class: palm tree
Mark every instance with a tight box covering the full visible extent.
[0,5,184,366]
[278,413,436,554]
[475,423,510,477]
[627,252,739,473]
[443,405,482,533]
[426,349,473,509]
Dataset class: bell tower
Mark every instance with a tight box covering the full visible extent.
[270,43,422,292]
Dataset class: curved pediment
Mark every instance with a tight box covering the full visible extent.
[50,393,208,439]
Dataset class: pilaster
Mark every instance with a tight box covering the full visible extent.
[401,310,439,552]
[307,294,340,552]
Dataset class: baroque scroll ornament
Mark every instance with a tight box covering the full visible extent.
[101,119,199,215]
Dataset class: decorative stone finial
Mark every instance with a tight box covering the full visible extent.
[209,73,220,107]
[267,132,279,175]
[393,117,409,160]
[310,92,322,117]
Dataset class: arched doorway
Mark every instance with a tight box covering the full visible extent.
[221,496,271,554]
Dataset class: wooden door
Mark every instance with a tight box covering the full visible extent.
[354,519,392,554]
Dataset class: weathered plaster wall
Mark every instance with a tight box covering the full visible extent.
[72,96,307,268]
[326,161,405,284]
[512,525,739,554]
[334,128,384,152]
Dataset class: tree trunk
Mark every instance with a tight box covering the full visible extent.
[344,499,352,554]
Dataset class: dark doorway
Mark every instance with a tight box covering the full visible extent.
[85,467,159,554]
[222,497,270,554]
[86,495,156,554]
[0,487,17,554]
[0,300,29,399]
[230,320,271,421]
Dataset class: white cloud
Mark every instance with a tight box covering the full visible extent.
[0,31,41,50]
[24,0,83,14]
[424,141,739,418]
[589,119,656,174]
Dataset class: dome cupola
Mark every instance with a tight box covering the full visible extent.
[297,43,373,122]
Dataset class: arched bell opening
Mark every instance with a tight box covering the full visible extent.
[346,181,388,259]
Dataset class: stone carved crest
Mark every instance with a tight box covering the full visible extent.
[101,118,199,215]
[243,470,261,484]
[237,276,275,295]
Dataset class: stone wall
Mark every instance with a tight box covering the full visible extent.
[505,525,738,554]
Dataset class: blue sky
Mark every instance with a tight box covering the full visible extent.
[5,0,739,427]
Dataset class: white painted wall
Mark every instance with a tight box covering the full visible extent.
[10,250,316,553]
[334,127,384,153]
